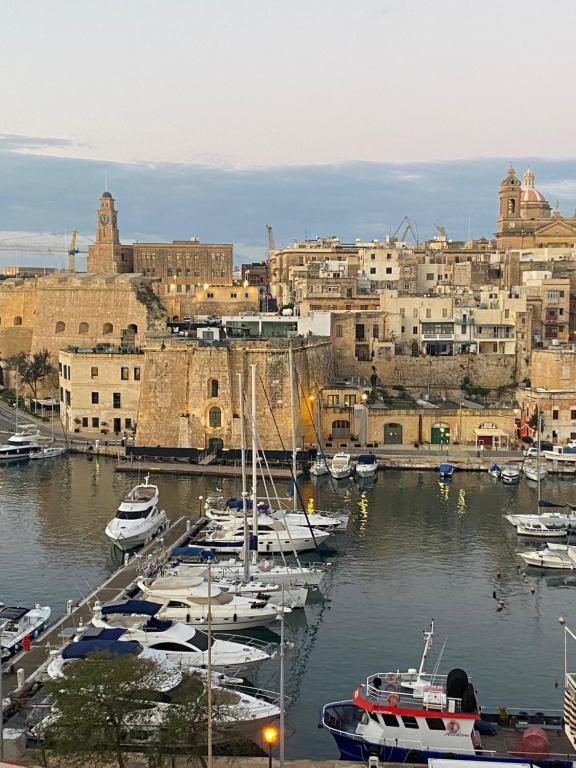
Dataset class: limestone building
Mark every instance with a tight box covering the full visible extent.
[496,166,576,249]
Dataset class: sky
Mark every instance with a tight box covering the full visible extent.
[1,1,576,266]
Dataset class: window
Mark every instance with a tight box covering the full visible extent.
[55,321,65,333]
[442,308,448,318]
[401,326,405,334]
[426,308,431,318]
[65,390,71,406]
[79,322,89,334]
[91,392,99,405]
[121,367,129,381]
[371,253,376,260]
[326,395,340,407]
[504,309,510,319]
[370,267,376,274]
[343,395,357,406]
[113,393,121,409]
[208,406,221,428]
[412,308,418,318]
[382,714,399,727]
[400,308,405,318]
[127,323,138,334]
[230,292,237,298]
[571,410,576,421]
[58,362,62,374]
[82,417,88,428]
[355,324,365,340]
[402,716,419,729]
[426,718,446,731]
[207,292,214,299]
[125,418,132,429]
[426,273,434,281]
[92,417,99,428]
[59,386,63,402]
[103,322,113,335]
[134,367,141,380]
[13,316,22,326]
[91,367,98,379]
[209,379,219,398]
[372,324,379,339]
[386,267,392,274]
[335,324,343,338]
[552,408,559,420]
[413,326,418,335]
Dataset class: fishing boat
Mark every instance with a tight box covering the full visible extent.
[519,542,576,570]
[105,475,167,550]
[321,621,576,766]
[488,464,501,478]
[516,521,568,538]
[500,462,522,484]
[355,453,378,478]
[0,603,52,659]
[89,608,273,672]
[524,462,547,482]
[28,445,67,460]
[438,463,454,479]
[310,452,330,476]
[0,425,42,463]
[199,515,330,554]
[330,452,354,479]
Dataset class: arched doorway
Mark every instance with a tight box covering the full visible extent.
[384,423,403,444]
[207,437,224,455]
[431,422,451,445]
[331,419,350,438]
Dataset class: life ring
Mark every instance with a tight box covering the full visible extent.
[387,693,401,706]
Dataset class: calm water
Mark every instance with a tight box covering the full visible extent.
[1,456,576,757]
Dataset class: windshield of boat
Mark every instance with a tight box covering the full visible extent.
[125,486,157,502]
[116,506,154,520]
[185,630,213,650]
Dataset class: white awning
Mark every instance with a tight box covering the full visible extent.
[473,428,508,437]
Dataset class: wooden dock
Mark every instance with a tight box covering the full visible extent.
[115,461,299,479]
[1,516,200,708]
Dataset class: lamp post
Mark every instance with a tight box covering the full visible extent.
[262,724,279,768]
[198,495,204,517]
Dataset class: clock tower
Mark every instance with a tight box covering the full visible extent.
[87,191,134,273]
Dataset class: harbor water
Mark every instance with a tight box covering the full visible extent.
[1,455,576,758]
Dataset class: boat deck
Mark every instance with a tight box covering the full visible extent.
[0,516,204,708]
[481,724,575,760]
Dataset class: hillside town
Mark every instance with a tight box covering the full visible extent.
[1,166,576,456]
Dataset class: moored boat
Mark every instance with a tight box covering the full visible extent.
[519,543,576,569]
[0,425,43,463]
[438,462,454,479]
[0,603,52,659]
[310,452,330,476]
[28,445,67,460]
[105,475,167,550]
[330,452,354,479]
[516,521,568,538]
[355,453,378,478]
[501,462,522,484]
[488,463,501,478]
[524,462,547,482]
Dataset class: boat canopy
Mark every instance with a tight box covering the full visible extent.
[357,454,376,464]
[172,545,216,561]
[101,599,162,617]
[439,463,453,472]
[80,627,126,641]
[62,638,141,659]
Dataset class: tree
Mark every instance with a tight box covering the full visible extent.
[6,349,54,400]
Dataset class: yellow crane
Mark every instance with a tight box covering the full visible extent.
[0,230,89,272]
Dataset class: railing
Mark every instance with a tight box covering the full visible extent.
[364,671,464,712]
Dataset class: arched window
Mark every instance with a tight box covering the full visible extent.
[55,321,65,333]
[79,322,89,334]
[331,419,350,437]
[172,315,179,322]
[208,407,222,428]
[13,316,22,326]
[127,323,138,334]
[103,322,113,335]
[209,379,219,398]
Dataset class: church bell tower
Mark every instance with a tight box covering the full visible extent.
[496,165,522,240]
[87,192,133,273]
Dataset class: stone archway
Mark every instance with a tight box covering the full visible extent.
[383,422,403,444]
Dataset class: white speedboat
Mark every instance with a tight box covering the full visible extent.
[330,452,354,479]
[171,547,329,588]
[0,603,52,660]
[0,425,42,463]
[89,607,273,672]
[46,629,183,692]
[500,462,522,484]
[105,475,167,550]
[310,452,330,476]
[199,515,330,554]
[519,543,576,569]
[29,445,67,460]
[516,521,567,538]
[524,462,547,482]
[506,511,576,529]
[355,453,378,477]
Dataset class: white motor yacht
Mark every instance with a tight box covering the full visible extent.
[329,452,354,479]
[542,445,576,462]
[0,425,42,463]
[310,452,330,476]
[519,543,576,569]
[89,605,273,672]
[516,521,568,538]
[0,603,52,660]
[355,453,378,477]
[199,514,330,554]
[105,475,167,550]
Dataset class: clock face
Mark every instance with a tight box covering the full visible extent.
[99,214,110,225]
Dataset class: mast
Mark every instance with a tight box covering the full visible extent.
[279,584,286,768]
[288,344,298,513]
[14,367,19,431]
[537,406,542,512]
[207,559,213,768]
[238,373,250,581]
[250,363,258,565]
[417,620,434,679]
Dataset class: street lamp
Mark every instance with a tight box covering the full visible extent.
[262,724,279,768]
[198,495,204,516]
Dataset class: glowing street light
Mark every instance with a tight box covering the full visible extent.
[262,724,279,768]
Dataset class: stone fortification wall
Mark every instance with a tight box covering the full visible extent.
[347,354,518,393]
[0,274,166,361]
[530,348,576,389]
[136,337,333,450]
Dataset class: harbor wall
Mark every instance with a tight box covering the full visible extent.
[136,336,333,450]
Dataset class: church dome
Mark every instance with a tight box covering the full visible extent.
[101,191,112,198]
[521,168,547,204]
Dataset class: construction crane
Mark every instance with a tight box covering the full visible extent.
[0,230,88,272]
[266,224,275,253]
[392,216,419,245]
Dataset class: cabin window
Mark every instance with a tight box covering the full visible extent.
[401,716,419,729]
[426,718,446,731]
[382,714,400,727]
[167,600,187,608]
[369,713,380,723]
[151,642,188,652]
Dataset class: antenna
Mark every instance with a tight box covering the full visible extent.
[105,171,108,193]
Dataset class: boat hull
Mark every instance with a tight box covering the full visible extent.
[355,465,377,477]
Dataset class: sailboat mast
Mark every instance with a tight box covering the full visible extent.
[250,363,258,565]
[537,406,542,509]
[289,344,298,513]
[207,559,213,768]
[238,373,250,581]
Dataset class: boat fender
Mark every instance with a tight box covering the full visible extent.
[233,613,237,622]
[387,693,401,706]
[186,613,190,624]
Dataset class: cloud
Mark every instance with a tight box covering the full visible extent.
[540,179,576,199]
[0,133,78,155]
